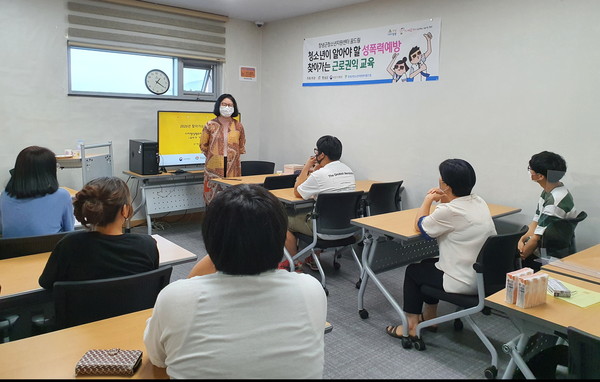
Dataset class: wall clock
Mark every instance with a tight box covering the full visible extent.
[145,69,170,95]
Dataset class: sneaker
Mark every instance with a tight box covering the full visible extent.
[304,256,319,271]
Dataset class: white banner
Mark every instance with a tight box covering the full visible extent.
[302,18,441,87]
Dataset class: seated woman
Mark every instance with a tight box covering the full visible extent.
[0,146,74,238]
[144,184,327,379]
[38,176,158,289]
[386,159,497,341]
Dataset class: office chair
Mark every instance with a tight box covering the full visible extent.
[567,326,600,379]
[364,180,404,216]
[540,211,587,259]
[33,266,172,331]
[0,232,69,260]
[240,160,275,176]
[354,180,405,289]
[262,173,298,190]
[414,225,528,379]
[287,191,364,296]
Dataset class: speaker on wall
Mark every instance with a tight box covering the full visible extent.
[129,139,158,175]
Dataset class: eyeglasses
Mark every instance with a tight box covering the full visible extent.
[314,148,319,155]
[527,166,532,171]
[411,51,421,58]
[220,102,234,107]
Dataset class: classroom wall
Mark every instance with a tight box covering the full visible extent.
[257,0,600,250]
[0,0,262,218]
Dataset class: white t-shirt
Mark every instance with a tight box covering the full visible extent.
[419,194,497,294]
[144,270,327,379]
[297,160,355,200]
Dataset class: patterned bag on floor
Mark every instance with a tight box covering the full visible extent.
[75,348,143,376]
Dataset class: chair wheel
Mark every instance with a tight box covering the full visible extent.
[453,318,464,331]
[484,365,498,379]
[401,336,413,349]
[359,309,369,319]
[413,337,426,351]
[333,262,341,270]
[355,278,362,289]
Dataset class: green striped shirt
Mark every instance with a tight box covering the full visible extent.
[533,184,577,236]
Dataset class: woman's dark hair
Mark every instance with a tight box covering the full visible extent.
[203,184,287,275]
[5,146,59,198]
[73,177,131,228]
[439,159,476,197]
[315,135,343,161]
[394,57,408,71]
[529,151,567,183]
[212,93,240,118]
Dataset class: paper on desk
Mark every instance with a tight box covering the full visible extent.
[547,278,600,308]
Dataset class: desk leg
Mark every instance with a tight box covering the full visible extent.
[140,185,151,235]
[358,233,409,339]
[357,234,373,313]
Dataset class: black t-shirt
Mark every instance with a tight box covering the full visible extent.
[39,231,159,289]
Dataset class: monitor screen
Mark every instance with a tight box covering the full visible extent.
[157,111,211,168]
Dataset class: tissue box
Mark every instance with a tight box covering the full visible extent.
[516,272,548,308]
[505,267,534,304]
[283,164,303,174]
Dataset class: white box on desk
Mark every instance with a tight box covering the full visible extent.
[283,164,303,174]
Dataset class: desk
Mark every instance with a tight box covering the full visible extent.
[124,170,205,234]
[61,186,78,198]
[0,308,333,379]
[350,204,521,335]
[541,244,600,285]
[0,234,197,298]
[211,174,273,187]
[485,272,600,379]
[0,308,167,379]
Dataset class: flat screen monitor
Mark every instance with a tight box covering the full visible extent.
[156,111,211,169]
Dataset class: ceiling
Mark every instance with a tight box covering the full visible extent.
[144,0,369,23]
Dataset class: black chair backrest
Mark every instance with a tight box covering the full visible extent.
[542,211,587,258]
[262,173,298,190]
[366,180,404,216]
[314,191,364,237]
[0,232,69,260]
[240,161,275,176]
[568,326,600,379]
[475,225,528,296]
[53,266,172,329]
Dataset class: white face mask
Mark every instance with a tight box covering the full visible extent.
[220,106,234,117]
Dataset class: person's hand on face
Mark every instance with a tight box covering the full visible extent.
[426,187,445,202]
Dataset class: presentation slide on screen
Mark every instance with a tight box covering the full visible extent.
[157,111,240,167]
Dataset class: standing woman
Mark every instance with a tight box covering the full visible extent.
[199,93,246,204]
[0,146,74,238]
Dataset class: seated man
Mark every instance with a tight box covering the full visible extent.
[282,135,355,271]
[518,151,578,271]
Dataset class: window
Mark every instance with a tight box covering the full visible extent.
[68,46,220,100]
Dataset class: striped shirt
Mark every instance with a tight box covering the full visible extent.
[533,184,577,236]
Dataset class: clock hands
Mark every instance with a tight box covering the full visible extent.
[155,78,166,88]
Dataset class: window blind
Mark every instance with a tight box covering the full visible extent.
[67,0,227,62]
